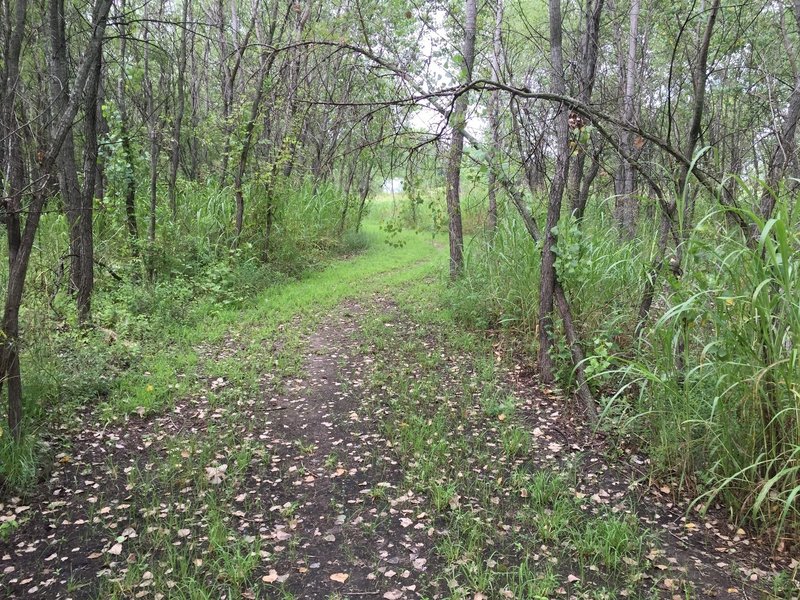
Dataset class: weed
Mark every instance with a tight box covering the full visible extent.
[501,425,531,457]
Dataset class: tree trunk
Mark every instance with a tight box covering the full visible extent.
[234,57,270,240]
[167,0,190,216]
[219,0,263,186]
[615,0,640,238]
[48,0,84,294]
[77,49,101,325]
[1,0,112,439]
[486,0,504,235]
[568,0,605,220]
[144,16,159,247]
[338,152,360,234]
[117,0,139,255]
[354,162,374,234]
[233,0,284,240]
[635,0,721,336]
[757,0,800,225]
[538,0,570,383]
[2,0,29,440]
[444,0,477,279]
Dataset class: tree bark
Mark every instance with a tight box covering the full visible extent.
[538,0,570,383]
[117,0,139,255]
[354,162,374,234]
[615,0,640,238]
[218,0,259,185]
[444,0,477,279]
[568,0,604,220]
[635,0,721,337]
[143,14,159,248]
[757,0,800,225]
[486,0,504,235]
[233,0,284,240]
[1,0,112,439]
[167,0,190,216]
[1,0,29,440]
[77,47,101,325]
[48,0,84,293]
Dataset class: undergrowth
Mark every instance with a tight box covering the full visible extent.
[446,185,800,545]
[0,180,371,494]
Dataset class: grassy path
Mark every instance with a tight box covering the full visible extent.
[1,222,794,599]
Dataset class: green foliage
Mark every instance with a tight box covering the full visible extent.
[606,204,800,539]
[1,177,377,492]
[447,212,542,332]
[0,433,40,493]
[448,185,800,543]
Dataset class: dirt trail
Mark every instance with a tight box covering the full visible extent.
[0,301,434,600]
[1,293,796,599]
[258,301,433,598]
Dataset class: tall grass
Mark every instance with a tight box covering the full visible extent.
[450,185,799,543]
[606,205,799,540]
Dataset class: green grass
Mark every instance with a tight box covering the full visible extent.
[92,217,444,420]
[359,274,655,597]
[445,185,800,544]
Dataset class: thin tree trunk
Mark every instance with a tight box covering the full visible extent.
[233,0,284,240]
[338,153,360,234]
[615,0,640,238]
[568,0,605,220]
[506,173,598,422]
[219,0,262,186]
[167,0,190,216]
[117,0,139,255]
[486,0,503,235]
[144,17,158,246]
[758,0,800,225]
[538,0,570,383]
[48,0,84,293]
[635,0,721,337]
[77,48,101,325]
[142,11,160,282]
[444,0,477,279]
[354,162,374,234]
[1,0,28,440]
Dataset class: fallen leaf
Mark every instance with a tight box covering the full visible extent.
[330,572,349,583]
[262,569,279,583]
[205,464,228,485]
[107,543,123,556]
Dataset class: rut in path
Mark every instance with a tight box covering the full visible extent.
[258,300,434,598]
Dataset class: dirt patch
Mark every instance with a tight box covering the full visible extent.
[251,300,436,598]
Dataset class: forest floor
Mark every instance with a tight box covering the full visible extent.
[1,224,797,599]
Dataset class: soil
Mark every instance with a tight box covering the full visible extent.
[0,297,796,599]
